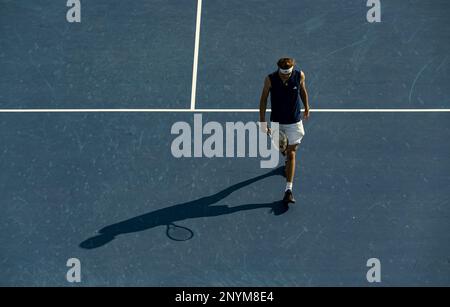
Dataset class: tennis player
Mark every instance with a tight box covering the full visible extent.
[259,57,310,204]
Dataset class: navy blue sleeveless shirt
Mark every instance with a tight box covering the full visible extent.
[269,69,302,124]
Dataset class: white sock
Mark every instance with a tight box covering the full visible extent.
[285,182,293,192]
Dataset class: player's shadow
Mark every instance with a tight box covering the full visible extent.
[79,166,289,249]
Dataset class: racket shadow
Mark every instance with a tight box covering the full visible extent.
[80,166,288,249]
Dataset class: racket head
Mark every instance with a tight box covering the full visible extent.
[270,128,288,153]
[166,223,194,241]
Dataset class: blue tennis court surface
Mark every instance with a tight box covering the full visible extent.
[0,0,449,286]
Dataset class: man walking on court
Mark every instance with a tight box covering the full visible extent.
[259,57,310,204]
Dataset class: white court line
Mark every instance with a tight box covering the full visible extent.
[0,109,449,113]
[184,109,450,113]
[190,0,203,111]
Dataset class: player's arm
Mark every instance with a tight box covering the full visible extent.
[259,76,271,122]
[299,71,310,120]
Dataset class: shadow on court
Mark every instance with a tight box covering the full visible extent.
[80,166,289,249]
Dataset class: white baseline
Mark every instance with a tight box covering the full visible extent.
[0,109,448,113]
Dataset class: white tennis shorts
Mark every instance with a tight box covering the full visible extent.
[274,121,305,145]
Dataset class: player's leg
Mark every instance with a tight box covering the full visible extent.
[283,144,298,204]
[285,144,298,184]
[282,121,305,204]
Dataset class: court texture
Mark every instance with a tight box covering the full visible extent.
[0,0,449,286]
